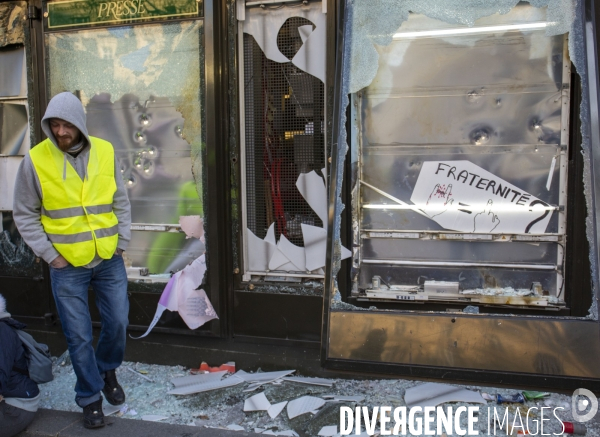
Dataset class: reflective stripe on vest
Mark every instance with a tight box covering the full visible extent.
[41,204,113,219]
[29,137,119,267]
[46,224,118,244]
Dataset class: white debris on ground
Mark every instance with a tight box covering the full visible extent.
[38,352,600,436]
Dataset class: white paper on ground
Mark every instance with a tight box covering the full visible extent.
[171,371,227,388]
[301,224,327,271]
[141,415,168,422]
[262,431,277,436]
[247,226,277,271]
[411,161,554,234]
[179,215,204,240]
[235,369,296,383]
[244,379,288,392]
[277,431,299,437]
[296,171,327,226]
[481,392,495,401]
[168,375,243,395]
[242,2,325,82]
[102,404,121,416]
[287,396,326,419]
[324,395,365,402]
[282,376,334,387]
[268,401,288,419]
[404,382,486,408]
[318,425,338,436]
[227,424,245,431]
[243,382,264,392]
[244,392,272,412]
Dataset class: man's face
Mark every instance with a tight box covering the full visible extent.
[49,118,81,151]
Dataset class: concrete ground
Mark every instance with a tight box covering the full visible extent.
[16,409,261,437]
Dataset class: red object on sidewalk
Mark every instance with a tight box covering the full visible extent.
[563,422,587,435]
[191,361,236,374]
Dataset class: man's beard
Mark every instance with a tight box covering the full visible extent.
[56,136,76,151]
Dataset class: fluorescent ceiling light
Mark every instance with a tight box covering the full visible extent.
[392,22,549,39]
[362,204,557,212]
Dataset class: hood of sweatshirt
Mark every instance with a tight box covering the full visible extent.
[0,293,10,319]
[41,92,91,149]
[41,92,92,180]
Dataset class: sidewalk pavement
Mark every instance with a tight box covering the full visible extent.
[17,409,262,437]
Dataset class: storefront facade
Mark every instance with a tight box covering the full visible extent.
[1,0,599,391]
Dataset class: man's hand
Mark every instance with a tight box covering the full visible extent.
[115,248,123,256]
[50,255,68,269]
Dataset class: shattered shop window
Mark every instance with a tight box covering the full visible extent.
[0,43,38,276]
[350,4,570,309]
[46,20,204,283]
[238,1,351,284]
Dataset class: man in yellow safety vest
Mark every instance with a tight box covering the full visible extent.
[13,92,131,429]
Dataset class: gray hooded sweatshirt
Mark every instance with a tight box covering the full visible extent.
[13,92,131,268]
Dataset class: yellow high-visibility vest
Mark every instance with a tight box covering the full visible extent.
[29,137,119,267]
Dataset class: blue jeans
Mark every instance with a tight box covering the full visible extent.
[49,254,129,407]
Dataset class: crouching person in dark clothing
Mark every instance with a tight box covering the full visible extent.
[0,294,40,437]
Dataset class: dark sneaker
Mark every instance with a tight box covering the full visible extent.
[83,398,105,429]
[102,369,126,406]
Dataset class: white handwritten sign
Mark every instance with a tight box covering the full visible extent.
[410,161,553,234]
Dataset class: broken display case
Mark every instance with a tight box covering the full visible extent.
[322,0,600,384]
[350,6,570,310]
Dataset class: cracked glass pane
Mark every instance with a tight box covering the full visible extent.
[344,3,575,308]
[46,20,204,277]
[0,212,42,277]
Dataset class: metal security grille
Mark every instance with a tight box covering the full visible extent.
[243,17,325,250]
